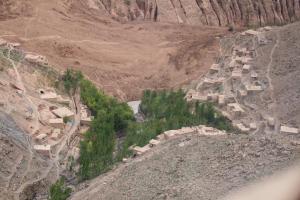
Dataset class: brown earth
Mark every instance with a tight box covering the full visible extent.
[0,0,230,101]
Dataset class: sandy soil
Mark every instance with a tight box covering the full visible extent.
[0,0,228,100]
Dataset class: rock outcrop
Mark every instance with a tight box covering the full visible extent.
[95,0,300,26]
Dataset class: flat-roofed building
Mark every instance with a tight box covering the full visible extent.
[40,92,58,101]
[207,93,218,102]
[238,89,248,98]
[132,145,151,156]
[36,133,47,142]
[228,103,245,117]
[52,107,74,118]
[235,123,250,132]
[9,42,21,47]
[56,95,71,105]
[229,60,239,69]
[246,85,263,92]
[244,29,260,36]
[81,117,93,126]
[242,65,251,73]
[280,126,299,134]
[49,118,64,129]
[149,139,160,147]
[209,64,220,73]
[250,71,258,79]
[25,53,48,65]
[232,70,242,79]
[267,117,275,127]
[250,123,257,130]
[34,145,51,156]
[218,95,225,106]
[186,90,207,102]
[164,130,178,139]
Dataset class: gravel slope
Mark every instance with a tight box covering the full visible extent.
[71,133,300,200]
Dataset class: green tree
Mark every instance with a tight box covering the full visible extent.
[48,178,71,200]
[62,69,83,95]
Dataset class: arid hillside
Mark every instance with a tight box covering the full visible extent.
[0,0,229,100]
[96,0,300,26]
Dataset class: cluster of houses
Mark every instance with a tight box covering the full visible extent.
[186,27,299,135]
[0,38,95,157]
[127,125,225,158]
[32,89,94,156]
[33,92,75,156]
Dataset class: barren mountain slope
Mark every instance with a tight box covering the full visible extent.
[0,0,228,100]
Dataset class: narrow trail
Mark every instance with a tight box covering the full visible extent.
[266,31,279,100]
[265,31,280,134]
[1,34,120,46]
[6,45,40,135]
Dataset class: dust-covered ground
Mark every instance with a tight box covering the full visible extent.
[71,133,300,200]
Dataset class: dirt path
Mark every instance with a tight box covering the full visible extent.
[266,31,279,101]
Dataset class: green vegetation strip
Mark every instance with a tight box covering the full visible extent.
[119,90,232,158]
[61,69,233,181]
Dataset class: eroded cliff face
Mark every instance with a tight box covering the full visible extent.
[0,0,32,20]
[95,0,300,26]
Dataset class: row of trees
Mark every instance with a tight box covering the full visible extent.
[120,90,233,157]
[62,71,134,180]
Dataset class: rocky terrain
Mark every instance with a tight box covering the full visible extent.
[71,133,300,200]
[93,0,300,26]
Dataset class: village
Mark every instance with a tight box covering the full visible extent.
[0,39,93,163]
[186,27,299,135]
